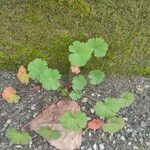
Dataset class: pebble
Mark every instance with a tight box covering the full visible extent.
[128,142,132,145]
[87,148,92,150]
[146,142,150,146]
[120,136,126,141]
[33,112,38,118]
[144,84,150,89]
[93,143,97,150]
[99,143,105,150]
[90,108,95,113]
[140,121,146,128]
[89,132,92,137]
[37,145,43,150]
[82,97,88,103]
[133,145,139,149]
[82,106,86,111]
[91,93,95,97]
[31,104,36,110]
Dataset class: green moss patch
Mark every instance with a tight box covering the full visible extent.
[0,0,149,76]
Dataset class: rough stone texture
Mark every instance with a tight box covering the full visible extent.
[0,72,150,150]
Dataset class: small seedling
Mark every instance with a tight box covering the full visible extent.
[2,37,134,148]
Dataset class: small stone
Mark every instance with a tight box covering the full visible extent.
[81,146,85,149]
[146,142,150,146]
[133,145,139,149]
[99,143,104,150]
[123,117,128,121]
[144,84,150,89]
[82,97,88,103]
[6,119,11,124]
[91,93,95,97]
[15,145,22,148]
[81,106,86,111]
[87,117,91,121]
[93,143,97,150]
[140,121,146,128]
[87,148,92,150]
[128,142,132,145]
[113,140,116,144]
[33,112,38,118]
[120,136,126,141]
[89,132,92,137]
[90,108,95,113]
[97,94,100,97]
[31,104,36,110]
[37,145,43,150]
[136,85,144,92]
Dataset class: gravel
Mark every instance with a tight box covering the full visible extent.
[0,72,150,150]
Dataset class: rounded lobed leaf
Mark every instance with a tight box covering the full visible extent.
[88,70,105,85]
[87,38,108,57]
[69,41,93,67]
[6,127,31,145]
[72,75,87,91]
[118,92,134,108]
[38,126,61,140]
[40,68,61,90]
[102,117,125,133]
[69,91,83,101]
[60,111,88,131]
[27,59,48,81]
[2,87,20,103]
[94,101,116,118]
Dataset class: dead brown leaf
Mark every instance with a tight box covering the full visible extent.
[28,100,82,150]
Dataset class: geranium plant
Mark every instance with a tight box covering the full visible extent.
[2,37,134,149]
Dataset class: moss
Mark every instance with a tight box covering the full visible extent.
[0,0,149,76]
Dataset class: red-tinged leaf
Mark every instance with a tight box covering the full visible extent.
[2,86,20,103]
[17,66,29,84]
[27,100,82,150]
[87,119,104,130]
[70,65,81,74]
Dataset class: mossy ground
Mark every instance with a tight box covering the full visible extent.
[0,0,150,76]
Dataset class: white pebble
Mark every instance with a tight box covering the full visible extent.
[31,104,36,110]
[90,108,95,113]
[89,132,92,137]
[146,142,150,146]
[82,97,88,103]
[91,93,95,97]
[6,119,11,124]
[120,136,126,141]
[93,143,97,150]
[99,143,104,150]
[133,145,139,149]
[128,142,132,145]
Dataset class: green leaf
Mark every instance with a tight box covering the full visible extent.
[88,70,105,85]
[118,92,134,108]
[60,111,87,131]
[38,127,61,140]
[94,101,116,118]
[40,68,61,90]
[28,59,48,81]
[72,75,87,91]
[104,98,121,113]
[69,91,82,100]
[102,117,125,133]
[6,128,31,145]
[69,41,93,67]
[87,38,108,57]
